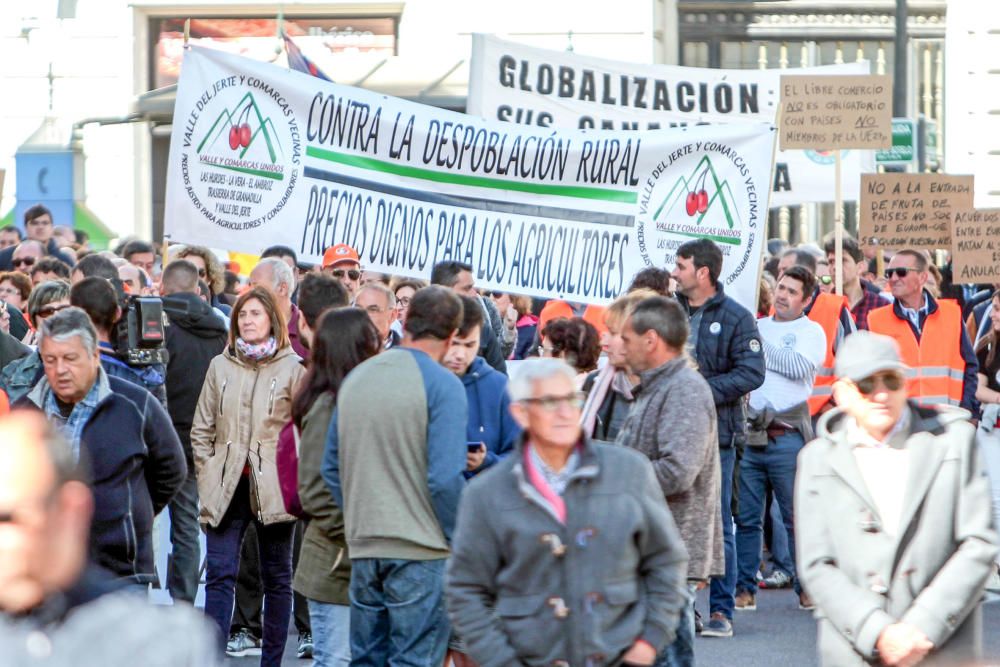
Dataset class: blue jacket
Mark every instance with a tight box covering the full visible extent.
[676,284,765,448]
[18,372,186,584]
[98,342,168,408]
[462,357,520,477]
[0,351,43,404]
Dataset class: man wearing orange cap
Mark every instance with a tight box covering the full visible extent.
[322,244,362,298]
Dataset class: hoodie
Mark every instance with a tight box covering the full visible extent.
[461,356,520,477]
[163,292,229,462]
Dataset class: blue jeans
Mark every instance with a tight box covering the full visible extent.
[167,467,201,604]
[204,475,295,667]
[767,496,794,576]
[349,558,450,667]
[308,599,351,666]
[709,446,737,619]
[735,432,803,596]
[656,583,697,667]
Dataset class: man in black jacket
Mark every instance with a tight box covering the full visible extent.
[0,205,74,271]
[161,260,229,603]
[17,307,186,585]
[671,238,765,639]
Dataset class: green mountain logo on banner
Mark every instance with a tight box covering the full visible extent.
[197,92,284,163]
[653,155,744,245]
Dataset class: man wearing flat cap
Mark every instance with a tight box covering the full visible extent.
[795,331,998,667]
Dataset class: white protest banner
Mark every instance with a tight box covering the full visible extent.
[468,34,874,208]
[165,46,775,307]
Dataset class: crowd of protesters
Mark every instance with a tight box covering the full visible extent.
[0,201,999,667]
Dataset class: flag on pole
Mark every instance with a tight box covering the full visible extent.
[283,32,331,81]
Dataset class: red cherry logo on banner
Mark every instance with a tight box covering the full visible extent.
[228,126,240,150]
[697,190,709,214]
[685,192,698,216]
[239,124,251,148]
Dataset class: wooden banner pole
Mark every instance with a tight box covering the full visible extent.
[835,149,844,296]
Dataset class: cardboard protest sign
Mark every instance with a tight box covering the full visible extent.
[859,174,973,250]
[468,34,874,209]
[779,75,892,150]
[952,208,1000,282]
[165,46,776,307]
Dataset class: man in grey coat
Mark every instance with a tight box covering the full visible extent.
[446,358,689,667]
[796,331,999,667]
[616,296,724,667]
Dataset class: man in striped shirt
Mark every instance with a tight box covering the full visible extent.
[735,266,826,613]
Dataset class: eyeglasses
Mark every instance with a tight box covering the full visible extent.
[332,269,361,281]
[487,291,504,298]
[396,296,412,307]
[856,372,905,395]
[521,392,585,412]
[818,275,833,285]
[884,267,918,280]
[35,303,68,319]
[13,257,36,268]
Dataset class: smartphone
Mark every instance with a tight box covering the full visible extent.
[467,442,482,453]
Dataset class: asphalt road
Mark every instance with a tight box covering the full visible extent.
[228,589,1000,666]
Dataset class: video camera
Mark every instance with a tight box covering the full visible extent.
[110,279,168,367]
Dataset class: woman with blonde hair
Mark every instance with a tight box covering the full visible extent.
[580,288,658,444]
[192,286,305,666]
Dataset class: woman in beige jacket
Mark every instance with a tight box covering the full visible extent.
[191,286,304,666]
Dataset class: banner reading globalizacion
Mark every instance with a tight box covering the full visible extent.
[165,46,776,307]
[468,34,874,209]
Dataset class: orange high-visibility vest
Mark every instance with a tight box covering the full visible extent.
[806,293,850,416]
[867,299,965,407]
[0,389,8,416]
[538,300,608,338]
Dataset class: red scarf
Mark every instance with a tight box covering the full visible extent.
[522,445,567,523]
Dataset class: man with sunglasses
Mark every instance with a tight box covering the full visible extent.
[796,331,998,667]
[447,357,689,667]
[0,205,74,272]
[868,249,979,414]
[11,241,44,276]
[321,243,362,298]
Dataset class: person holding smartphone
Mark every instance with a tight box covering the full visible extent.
[443,295,521,478]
